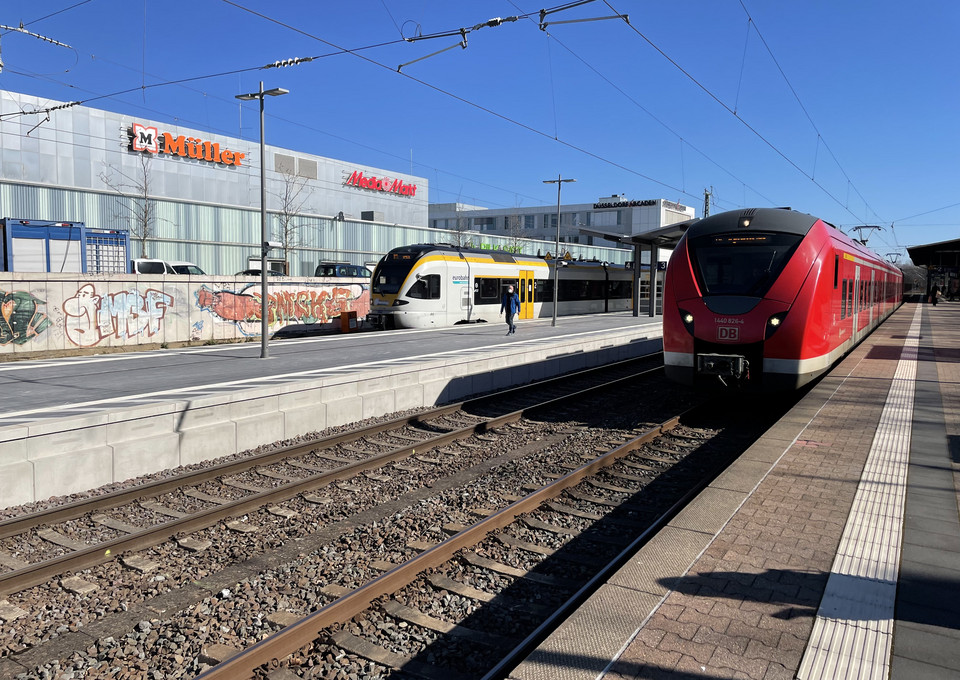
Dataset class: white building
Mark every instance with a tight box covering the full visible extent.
[429,196,695,251]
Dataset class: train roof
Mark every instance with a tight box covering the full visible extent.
[381,243,625,267]
[383,243,537,263]
[687,208,819,238]
[685,208,898,273]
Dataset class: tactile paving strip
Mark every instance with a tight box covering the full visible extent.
[797,305,921,680]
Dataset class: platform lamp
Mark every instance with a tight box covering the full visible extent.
[543,175,576,326]
[236,82,288,359]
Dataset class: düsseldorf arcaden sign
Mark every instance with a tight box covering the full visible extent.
[343,169,418,197]
[129,123,246,167]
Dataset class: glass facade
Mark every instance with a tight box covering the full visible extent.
[1,90,635,275]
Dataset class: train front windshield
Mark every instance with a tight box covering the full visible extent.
[372,260,416,295]
[689,232,803,297]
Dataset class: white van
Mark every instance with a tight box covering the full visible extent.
[131,259,205,275]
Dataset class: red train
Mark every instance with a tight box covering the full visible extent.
[663,208,902,390]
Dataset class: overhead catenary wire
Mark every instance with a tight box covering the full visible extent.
[2,0,808,216]
[2,0,925,249]
[218,0,695,202]
[736,0,885,225]
[504,0,774,212]
[3,3,556,208]
[602,0,883,232]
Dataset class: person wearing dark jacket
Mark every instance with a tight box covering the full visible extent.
[500,284,520,335]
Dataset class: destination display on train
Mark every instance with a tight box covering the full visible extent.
[710,234,773,245]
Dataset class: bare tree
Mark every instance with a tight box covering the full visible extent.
[504,213,526,254]
[271,169,313,273]
[99,154,156,258]
[452,201,470,248]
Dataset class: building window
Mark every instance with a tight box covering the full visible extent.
[593,210,620,227]
[298,158,318,180]
[524,215,535,229]
[474,217,495,232]
[275,154,296,174]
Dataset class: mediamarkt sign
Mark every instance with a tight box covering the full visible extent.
[344,170,417,197]
[129,123,246,167]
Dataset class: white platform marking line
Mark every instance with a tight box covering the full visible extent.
[797,304,921,680]
[0,327,653,420]
[0,324,641,373]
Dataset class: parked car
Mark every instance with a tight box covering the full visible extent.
[131,258,205,275]
[315,262,372,278]
[169,261,206,275]
[131,258,174,274]
[236,268,285,276]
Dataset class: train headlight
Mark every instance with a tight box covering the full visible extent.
[765,312,788,339]
[392,299,409,306]
[678,309,695,335]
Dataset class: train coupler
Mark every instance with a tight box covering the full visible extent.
[697,353,749,380]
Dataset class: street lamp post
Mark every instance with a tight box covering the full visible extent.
[236,82,288,359]
[543,174,575,327]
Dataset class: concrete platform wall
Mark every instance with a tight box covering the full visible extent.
[0,327,662,509]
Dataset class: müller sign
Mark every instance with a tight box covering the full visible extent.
[344,170,417,197]
[128,123,246,167]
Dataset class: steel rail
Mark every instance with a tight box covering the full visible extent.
[0,361,662,597]
[194,411,685,679]
[0,404,459,541]
[483,411,729,680]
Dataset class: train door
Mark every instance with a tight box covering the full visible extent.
[519,269,534,319]
[852,265,862,343]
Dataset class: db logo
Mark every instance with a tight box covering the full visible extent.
[718,326,739,341]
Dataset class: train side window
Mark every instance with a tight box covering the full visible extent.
[536,279,551,301]
[841,280,847,319]
[407,274,441,300]
[608,280,631,299]
[474,277,500,305]
[834,255,839,289]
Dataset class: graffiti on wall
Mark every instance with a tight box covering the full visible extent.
[63,283,174,347]
[0,290,53,345]
[196,284,370,333]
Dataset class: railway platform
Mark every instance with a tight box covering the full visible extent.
[0,312,662,509]
[508,300,959,680]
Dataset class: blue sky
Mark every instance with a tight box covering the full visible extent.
[1,0,957,262]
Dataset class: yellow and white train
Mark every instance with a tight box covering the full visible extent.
[367,244,634,330]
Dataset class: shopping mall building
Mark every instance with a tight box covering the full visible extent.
[0,89,690,275]
[428,197,695,251]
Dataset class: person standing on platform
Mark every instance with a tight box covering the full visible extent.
[931,283,940,306]
[500,284,520,335]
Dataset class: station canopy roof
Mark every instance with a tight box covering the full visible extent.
[907,238,960,269]
[579,218,698,249]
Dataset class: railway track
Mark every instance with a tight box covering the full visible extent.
[0,353,796,679]
[0,357,661,600]
[195,408,717,680]
[0,354,705,674]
